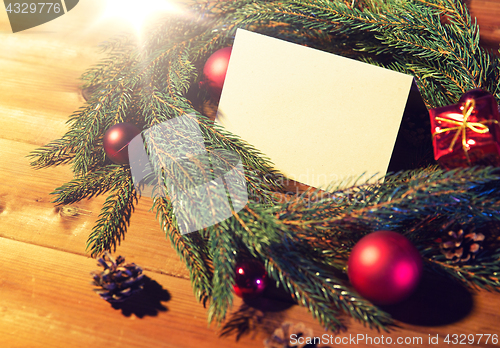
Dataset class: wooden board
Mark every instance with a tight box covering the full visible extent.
[1,0,500,347]
[469,0,500,50]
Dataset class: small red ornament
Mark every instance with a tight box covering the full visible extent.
[347,231,423,305]
[429,89,500,169]
[103,123,141,164]
[202,47,232,100]
[233,260,267,298]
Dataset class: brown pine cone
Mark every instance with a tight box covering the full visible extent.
[91,252,144,302]
[440,229,485,264]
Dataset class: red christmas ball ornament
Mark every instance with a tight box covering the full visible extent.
[202,47,232,100]
[103,123,141,164]
[233,260,267,298]
[347,231,423,305]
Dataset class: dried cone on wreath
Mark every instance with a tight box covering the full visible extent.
[440,229,485,264]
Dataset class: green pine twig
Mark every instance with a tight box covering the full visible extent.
[154,196,213,305]
[86,170,137,257]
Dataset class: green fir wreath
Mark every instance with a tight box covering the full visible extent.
[29,0,500,331]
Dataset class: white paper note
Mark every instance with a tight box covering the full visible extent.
[217,29,414,188]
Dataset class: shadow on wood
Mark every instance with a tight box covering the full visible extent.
[379,272,473,326]
[220,283,298,341]
[111,276,171,318]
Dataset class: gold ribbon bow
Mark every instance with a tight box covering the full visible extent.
[433,99,498,164]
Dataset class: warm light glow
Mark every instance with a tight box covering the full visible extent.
[467,139,476,145]
[360,246,380,266]
[109,130,120,141]
[237,268,244,275]
[102,0,179,33]
[445,112,465,122]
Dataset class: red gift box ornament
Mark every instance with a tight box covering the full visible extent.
[430,89,500,169]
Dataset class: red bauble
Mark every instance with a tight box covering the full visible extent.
[233,260,267,298]
[347,231,423,305]
[202,47,232,100]
[103,123,141,164]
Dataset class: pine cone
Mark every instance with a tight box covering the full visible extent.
[263,322,314,348]
[440,229,485,264]
[91,252,144,302]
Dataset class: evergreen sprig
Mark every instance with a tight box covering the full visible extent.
[154,197,213,304]
[28,0,500,331]
[51,164,126,204]
[86,169,137,256]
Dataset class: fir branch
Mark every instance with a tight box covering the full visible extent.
[265,251,345,331]
[81,34,138,88]
[27,136,75,169]
[266,246,392,331]
[51,165,126,204]
[29,83,135,174]
[206,223,239,324]
[70,83,134,175]
[276,167,500,237]
[131,25,284,201]
[86,170,137,257]
[207,0,498,107]
[30,0,500,332]
[154,197,213,304]
[426,252,500,291]
[197,115,283,202]
[232,205,391,331]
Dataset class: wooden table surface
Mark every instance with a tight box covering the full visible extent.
[1,1,500,347]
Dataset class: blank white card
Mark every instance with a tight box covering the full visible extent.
[217,29,413,188]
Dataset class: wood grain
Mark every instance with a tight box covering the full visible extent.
[469,0,500,51]
[1,0,500,347]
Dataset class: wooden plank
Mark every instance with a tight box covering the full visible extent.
[0,0,206,280]
[0,138,190,278]
[2,137,498,345]
[0,237,251,348]
[1,237,500,348]
[469,0,500,50]
[1,0,500,347]
[0,0,159,147]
